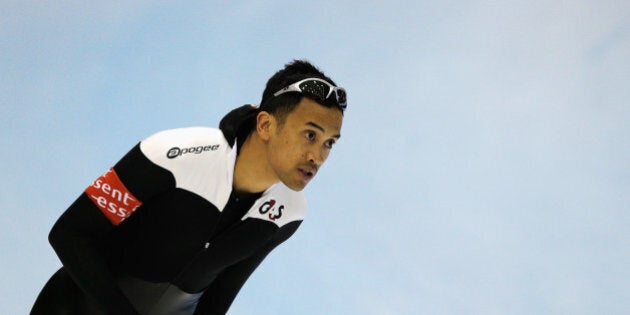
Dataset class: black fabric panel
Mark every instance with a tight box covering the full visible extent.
[111,189,221,282]
[192,220,302,314]
[113,143,176,202]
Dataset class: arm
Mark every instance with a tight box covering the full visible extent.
[193,222,301,315]
[49,143,175,314]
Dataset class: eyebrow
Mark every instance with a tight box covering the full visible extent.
[306,121,341,139]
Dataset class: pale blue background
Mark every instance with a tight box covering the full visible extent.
[1,1,629,314]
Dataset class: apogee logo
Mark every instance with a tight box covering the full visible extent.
[167,144,220,159]
[259,199,283,221]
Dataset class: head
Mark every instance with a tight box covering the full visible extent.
[219,60,346,151]
[221,60,346,191]
[256,60,346,191]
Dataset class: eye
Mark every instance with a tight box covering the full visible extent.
[305,131,316,141]
[324,139,336,149]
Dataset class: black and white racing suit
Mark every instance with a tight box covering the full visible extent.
[31,118,306,314]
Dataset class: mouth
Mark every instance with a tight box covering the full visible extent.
[298,167,316,181]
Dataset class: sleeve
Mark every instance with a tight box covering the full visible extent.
[193,222,301,315]
[48,142,176,314]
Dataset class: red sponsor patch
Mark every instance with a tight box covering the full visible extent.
[85,168,142,225]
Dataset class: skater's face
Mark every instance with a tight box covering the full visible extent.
[263,98,343,191]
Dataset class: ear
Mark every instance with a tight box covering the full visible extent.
[256,111,274,141]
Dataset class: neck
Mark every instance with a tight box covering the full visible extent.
[232,132,277,193]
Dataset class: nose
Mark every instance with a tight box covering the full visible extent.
[306,148,326,167]
[306,151,319,166]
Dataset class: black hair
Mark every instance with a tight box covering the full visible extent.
[259,59,340,124]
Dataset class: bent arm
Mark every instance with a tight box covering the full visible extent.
[193,222,301,315]
[49,143,175,314]
[49,194,140,314]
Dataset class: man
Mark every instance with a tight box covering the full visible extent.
[31,60,346,315]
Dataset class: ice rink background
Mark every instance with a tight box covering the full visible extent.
[1,1,628,314]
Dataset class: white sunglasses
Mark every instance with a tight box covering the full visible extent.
[273,78,347,110]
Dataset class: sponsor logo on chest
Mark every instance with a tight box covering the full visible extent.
[258,199,283,221]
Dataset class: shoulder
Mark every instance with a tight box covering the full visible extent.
[141,127,227,150]
[137,127,237,207]
[139,127,230,161]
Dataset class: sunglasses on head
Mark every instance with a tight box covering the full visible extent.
[273,78,347,111]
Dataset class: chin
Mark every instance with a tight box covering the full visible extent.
[283,181,307,192]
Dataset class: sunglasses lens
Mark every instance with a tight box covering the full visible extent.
[336,88,347,109]
[298,81,330,102]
